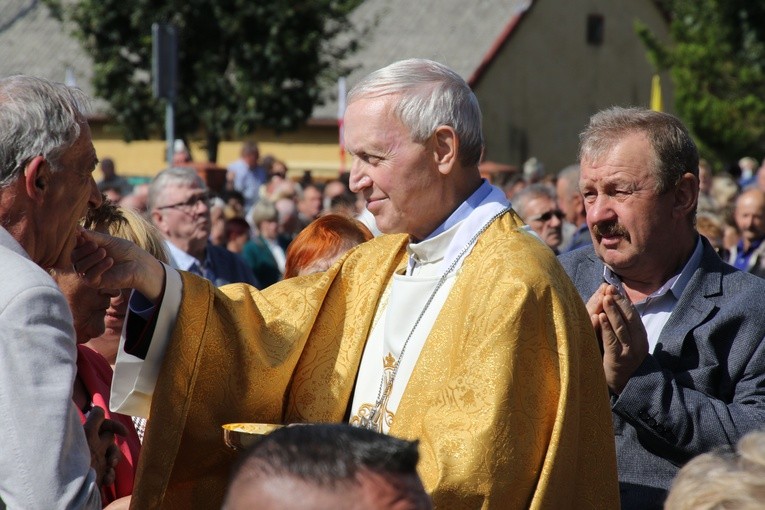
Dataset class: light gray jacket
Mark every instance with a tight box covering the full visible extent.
[0,227,100,509]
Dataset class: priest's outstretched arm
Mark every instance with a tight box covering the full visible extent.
[73,229,178,415]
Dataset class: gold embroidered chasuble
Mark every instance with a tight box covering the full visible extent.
[130,211,619,509]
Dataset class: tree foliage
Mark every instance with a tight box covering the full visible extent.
[636,0,765,165]
[45,0,362,161]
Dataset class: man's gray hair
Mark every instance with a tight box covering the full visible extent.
[348,58,483,167]
[513,183,556,220]
[579,106,699,194]
[148,166,207,210]
[557,164,581,198]
[0,75,90,187]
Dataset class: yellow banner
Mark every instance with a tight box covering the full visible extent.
[650,74,663,112]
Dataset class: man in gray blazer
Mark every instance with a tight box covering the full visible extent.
[559,107,765,510]
[0,76,124,508]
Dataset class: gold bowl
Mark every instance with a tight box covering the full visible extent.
[222,422,283,451]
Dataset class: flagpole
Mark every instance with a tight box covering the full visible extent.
[338,77,347,175]
[650,74,663,112]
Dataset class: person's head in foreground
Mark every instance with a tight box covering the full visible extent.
[222,424,432,510]
[346,58,483,241]
[284,214,373,278]
[664,430,765,510]
[0,74,102,269]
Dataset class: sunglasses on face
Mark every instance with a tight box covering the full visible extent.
[529,209,564,222]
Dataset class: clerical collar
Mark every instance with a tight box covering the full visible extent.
[419,179,495,242]
[405,223,456,270]
[406,180,509,276]
[602,236,704,303]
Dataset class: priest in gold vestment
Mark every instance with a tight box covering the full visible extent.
[75,59,620,509]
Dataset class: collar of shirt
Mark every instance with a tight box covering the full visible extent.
[602,235,704,306]
[736,237,764,256]
[405,224,456,275]
[164,239,205,274]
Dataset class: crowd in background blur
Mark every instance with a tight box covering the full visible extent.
[99,140,765,290]
[98,140,376,289]
[489,153,765,278]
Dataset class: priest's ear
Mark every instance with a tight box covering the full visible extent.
[432,125,458,176]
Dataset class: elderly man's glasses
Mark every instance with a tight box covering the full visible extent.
[156,192,211,213]
[529,210,564,222]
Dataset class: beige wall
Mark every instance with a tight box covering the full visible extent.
[475,0,672,175]
[90,0,671,184]
[90,123,344,182]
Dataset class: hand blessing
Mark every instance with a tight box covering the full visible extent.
[72,229,165,303]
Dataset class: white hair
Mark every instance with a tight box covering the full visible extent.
[348,58,483,167]
[0,75,90,187]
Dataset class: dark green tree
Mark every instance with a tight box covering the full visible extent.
[45,0,361,162]
[636,0,765,165]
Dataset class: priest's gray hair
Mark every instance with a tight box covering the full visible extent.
[348,58,483,168]
[0,75,90,188]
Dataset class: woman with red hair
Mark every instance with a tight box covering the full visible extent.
[284,214,373,278]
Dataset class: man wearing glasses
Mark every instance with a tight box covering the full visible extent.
[513,183,564,254]
[149,166,259,287]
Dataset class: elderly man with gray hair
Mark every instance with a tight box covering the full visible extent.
[513,183,564,253]
[149,166,259,287]
[75,59,618,508]
[556,164,592,252]
[0,75,126,508]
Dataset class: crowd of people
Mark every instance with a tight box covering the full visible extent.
[101,140,372,290]
[3,57,765,510]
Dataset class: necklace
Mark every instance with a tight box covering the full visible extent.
[357,206,510,430]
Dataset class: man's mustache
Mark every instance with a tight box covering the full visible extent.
[591,222,630,241]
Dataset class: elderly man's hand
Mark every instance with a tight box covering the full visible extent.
[72,229,165,303]
[593,285,649,395]
[83,406,128,488]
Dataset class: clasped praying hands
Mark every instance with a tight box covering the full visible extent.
[586,283,649,395]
